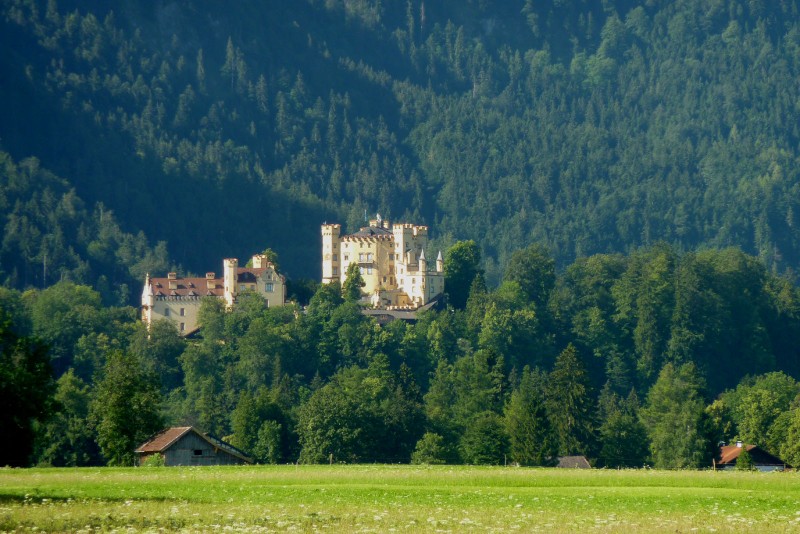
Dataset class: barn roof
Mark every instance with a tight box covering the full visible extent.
[135,426,193,453]
[557,455,591,469]
[718,443,788,467]
[135,426,253,464]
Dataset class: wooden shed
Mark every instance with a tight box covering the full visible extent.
[135,426,252,466]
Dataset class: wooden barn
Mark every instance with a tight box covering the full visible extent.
[135,426,253,466]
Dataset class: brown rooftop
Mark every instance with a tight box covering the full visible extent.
[718,443,788,467]
[149,276,225,298]
[135,426,193,453]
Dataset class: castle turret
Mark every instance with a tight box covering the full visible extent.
[141,274,154,327]
[224,258,238,307]
[419,249,427,272]
[437,250,443,272]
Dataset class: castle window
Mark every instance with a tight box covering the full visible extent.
[164,308,170,317]
[180,323,185,332]
[359,253,365,262]
[344,254,349,261]
[367,253,373,261]
[266,283,274,292]
[389,254,394,261]
[367,267,373,275]
[180,308,185,317]
[333,267,339,276]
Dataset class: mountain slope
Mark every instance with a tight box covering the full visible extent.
[1,0,799,285]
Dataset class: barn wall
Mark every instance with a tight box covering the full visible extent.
[163,432,247,466]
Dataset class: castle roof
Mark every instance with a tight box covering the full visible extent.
[344,225,393,239]
[149,276,224,298]
[148,267,281,298]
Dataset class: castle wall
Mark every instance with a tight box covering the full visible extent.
[149,298,204,335]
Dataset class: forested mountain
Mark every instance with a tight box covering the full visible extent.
[5,0,800,470]
[2,0,800,287]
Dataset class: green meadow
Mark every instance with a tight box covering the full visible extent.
[1,465,798,532]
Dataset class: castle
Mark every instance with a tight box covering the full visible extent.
[322,215,444,309]
[141,215,440,335]
[141,253,285,335]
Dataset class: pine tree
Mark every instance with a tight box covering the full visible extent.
[545,344,594,456]
[504,366,557,466]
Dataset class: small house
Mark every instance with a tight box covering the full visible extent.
[135,426,252,466]
[716,442,789,472]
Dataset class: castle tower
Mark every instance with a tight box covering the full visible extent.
[436,250,443,272]
[321,224,341,284]
[419,249,427,272]
[223,258,238,308]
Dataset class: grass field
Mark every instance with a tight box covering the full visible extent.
[1,465,799,532]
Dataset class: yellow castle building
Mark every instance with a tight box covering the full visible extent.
[322,215,444,309]
[142,253,285,335]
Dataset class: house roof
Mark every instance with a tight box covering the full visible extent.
[557,455,592,468]
[135,426,253,464]
[718,444,788,467]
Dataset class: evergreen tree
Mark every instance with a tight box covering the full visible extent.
[459,411,509,465]
[545,344,594,456]
[596,387,649,468]
[504,366,557,466]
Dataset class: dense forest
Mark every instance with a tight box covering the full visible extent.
[3,242,800,468]
[2,0,800,287]
[3,0,800,468]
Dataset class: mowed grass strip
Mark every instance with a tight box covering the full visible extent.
[1,465,799,532]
